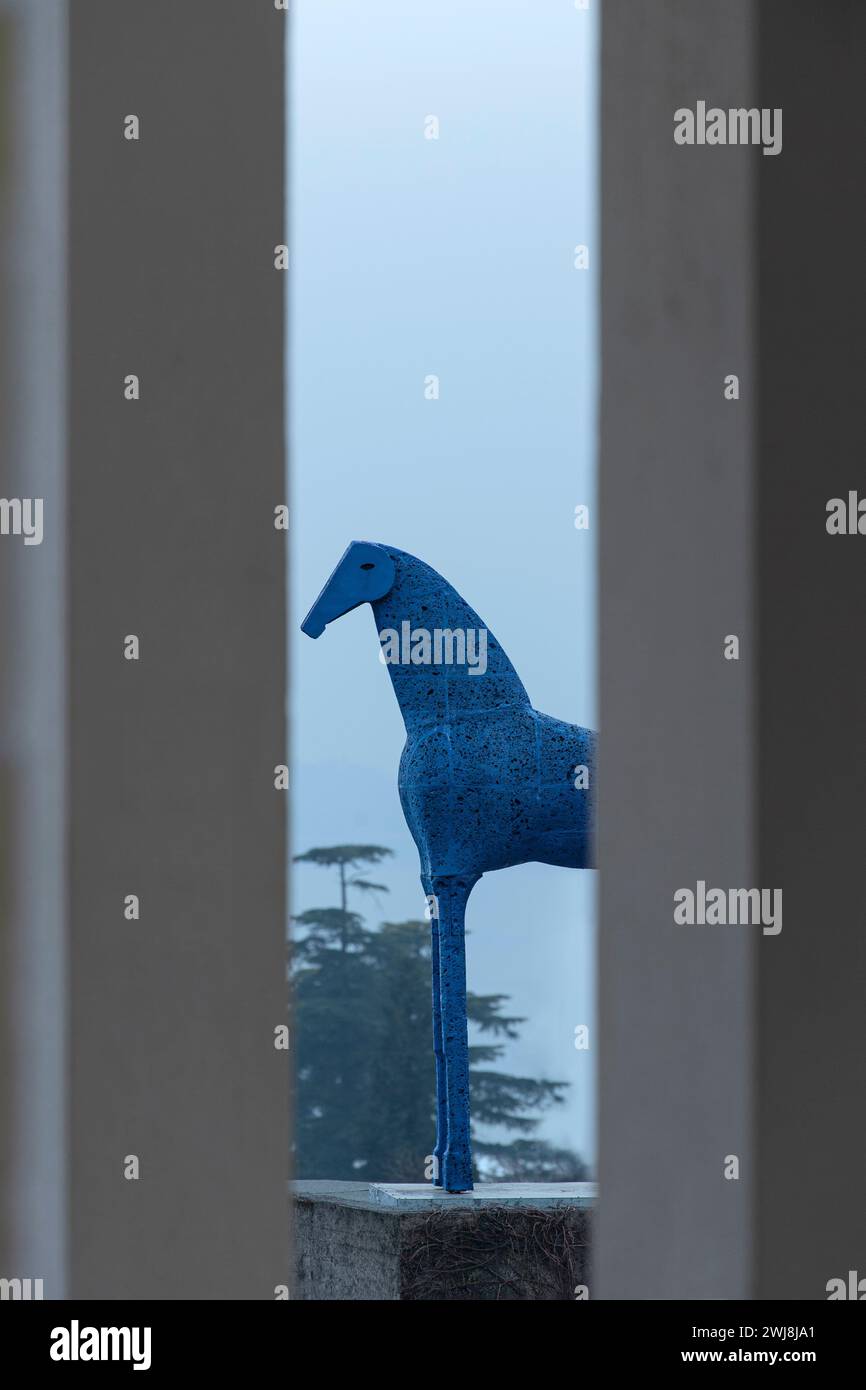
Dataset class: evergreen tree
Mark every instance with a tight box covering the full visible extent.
[291,845,586,1182]
[291,845,390,1176]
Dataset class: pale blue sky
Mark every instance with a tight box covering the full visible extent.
[289,0,598,1165]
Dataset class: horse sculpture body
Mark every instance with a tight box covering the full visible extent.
[301,541,595,1191]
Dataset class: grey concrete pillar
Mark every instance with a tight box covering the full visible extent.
[0,0,68,1300]
[67,0,289,1298]
[599,0,865,1300]
[598,0,755,1300]
[753,0,866,1301]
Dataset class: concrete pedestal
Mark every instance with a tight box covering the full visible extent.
[293,1182,595,1301]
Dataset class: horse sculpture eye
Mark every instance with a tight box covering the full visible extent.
[360,562,375,570]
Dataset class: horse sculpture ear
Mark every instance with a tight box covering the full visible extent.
[300,542,396,637]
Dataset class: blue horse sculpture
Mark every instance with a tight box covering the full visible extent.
[301,542,595,1192]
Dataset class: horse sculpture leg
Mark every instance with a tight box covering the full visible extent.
[432,872,479,1193]
[422,875,447,1186]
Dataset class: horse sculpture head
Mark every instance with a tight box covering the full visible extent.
[300,541,396,638]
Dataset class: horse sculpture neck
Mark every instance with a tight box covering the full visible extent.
[371,546,530,734]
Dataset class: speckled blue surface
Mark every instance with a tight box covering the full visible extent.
[302,542,596,1191]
